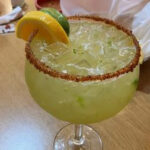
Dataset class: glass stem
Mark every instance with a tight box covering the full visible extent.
[74,124,84,145]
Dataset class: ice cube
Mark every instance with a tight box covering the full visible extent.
[76,59,91,68]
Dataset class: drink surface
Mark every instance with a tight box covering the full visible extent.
[25,18,139,124]
[31,20,136,76]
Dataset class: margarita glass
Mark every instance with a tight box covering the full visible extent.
[25,16,141,150]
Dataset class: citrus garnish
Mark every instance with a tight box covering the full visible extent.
[41,8,70,36]
[16,11,69,44]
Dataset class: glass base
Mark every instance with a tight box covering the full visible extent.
[53,124,103,150]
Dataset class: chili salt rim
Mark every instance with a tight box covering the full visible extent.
[25,16,141,82]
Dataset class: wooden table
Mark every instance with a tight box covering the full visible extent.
[0,1,150,150]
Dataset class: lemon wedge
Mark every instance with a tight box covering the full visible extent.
[16,11,69,44]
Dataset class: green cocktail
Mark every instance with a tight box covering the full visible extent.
[25,16,140,150]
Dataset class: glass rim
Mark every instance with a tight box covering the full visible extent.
[25,16,141,82]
